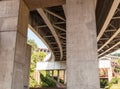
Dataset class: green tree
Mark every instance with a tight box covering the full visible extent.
[118,59,120,65]
[28,39,37,51]
[100,78,108,88]
[105,77,119,89]
[40,73,56,87]
[27,39,46,87]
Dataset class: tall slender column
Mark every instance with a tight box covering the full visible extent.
[67,0,100,89]
[64,70,66,84]
[46,70,50,75]
[23,45,31,89]
[51,70,54,78]
[0,0,29,89]
[57,70,60,82]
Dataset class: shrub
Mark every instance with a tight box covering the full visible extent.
[40,73,56,87]
[100,78,108,88]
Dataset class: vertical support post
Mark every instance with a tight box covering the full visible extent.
[52,70,54,78]
[64,70,67,84]
[46,70,50,75]
[0,0,29,89]
[23,45,31,89]
[66,0,100,89]
[57,70,60,82]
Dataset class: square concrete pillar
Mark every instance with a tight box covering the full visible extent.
[66,0,100,89]
[64,70,67,84]
[23,45,31,89]
[57,70,60,82]
[0,0,29,89]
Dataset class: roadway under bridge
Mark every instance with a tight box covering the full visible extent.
[0,0,120,89]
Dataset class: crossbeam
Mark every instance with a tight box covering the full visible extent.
[44,9,65,21]
[98,28,120,52]
[24,0,66,10]
[36,61,66,70]
[112,16,120,19]
[59,35,66,40]
[53,25,66,32]
[98,41,120,57]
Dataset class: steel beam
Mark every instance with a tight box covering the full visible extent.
[97,0,120,41]
[37,8,63,60]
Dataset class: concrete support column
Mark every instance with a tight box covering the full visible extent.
[33,70,40,85]
[63,70,67,84]
[57,70,60,82]
[51,70,54,78]
[67,0,100,89]
[46,70,50,75]
[0,0,29,89]
[23,45,31,89]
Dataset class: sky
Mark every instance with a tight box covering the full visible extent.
[111,49,120,54]
[27,28,48,49]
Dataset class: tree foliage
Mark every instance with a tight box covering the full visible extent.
[28,39,37,51]
[40,73,56,87]
[27,39,46,87]
[100,78,108,88]
[105,77,120,89]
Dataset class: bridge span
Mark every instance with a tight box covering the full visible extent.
[28,0,120,60]
[0,0,120,89]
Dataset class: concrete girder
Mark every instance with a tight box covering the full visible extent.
[36,61,66,70]
[24,0,66,10]
[37,8,63,60]
[53,24,66,32]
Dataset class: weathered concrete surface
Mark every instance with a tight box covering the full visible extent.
[0,31,17,89]
[23,45,31,89]
[12,0,29,89]
[0,0,29,89]
[63,70,66,84]
[24,0,65,10]
[66,0,100,89]
[0,0,20,18]
[36,61,66,70]
[57,70,60,82]
[0,1,19,89]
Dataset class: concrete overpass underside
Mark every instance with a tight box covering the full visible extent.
[28,0,120,60]
[97,0,120,57]
[29,6,66,61]
[1,0,120,89]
